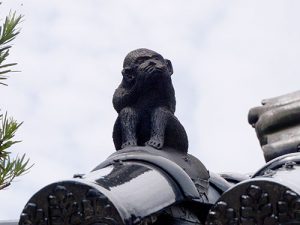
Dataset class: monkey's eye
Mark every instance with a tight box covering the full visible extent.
[152,55,163,62]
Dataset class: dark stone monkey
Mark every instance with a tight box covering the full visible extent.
[112,48,188,153]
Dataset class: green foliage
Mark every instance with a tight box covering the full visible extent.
[0,113,22,157]
[0,12,22,85]
[0,114,32,190]
[0,11,32,190]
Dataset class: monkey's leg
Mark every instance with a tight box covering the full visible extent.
[146,107,170,149]
[119,107,138,148]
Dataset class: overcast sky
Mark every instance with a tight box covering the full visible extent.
[1,0,300,220]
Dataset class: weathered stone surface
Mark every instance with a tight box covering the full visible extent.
[248,90,300,162]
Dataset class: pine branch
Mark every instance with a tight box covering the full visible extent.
[0,9,31,190]
[0,12,22,85]
[0,113,32,190]
[0,154,33,190]
[0,112,22,157]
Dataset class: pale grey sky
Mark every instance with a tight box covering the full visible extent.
[1,0,300,220]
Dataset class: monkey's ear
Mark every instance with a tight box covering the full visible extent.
[121,68,127,77]
[122,67,130,77]
[122,67,135,82]
[165,59,173,76]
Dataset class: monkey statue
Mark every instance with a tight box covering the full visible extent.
[112,48,188,153]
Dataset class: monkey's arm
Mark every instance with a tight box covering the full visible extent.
[113,73,147,112]
[113,85,138,113]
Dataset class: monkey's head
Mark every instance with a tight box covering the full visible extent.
[122,48,173,85]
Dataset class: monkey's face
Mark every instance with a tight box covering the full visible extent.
[136,54,169,78]
[122,49,173,85]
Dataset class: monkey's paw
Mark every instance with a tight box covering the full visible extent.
[121,140,137,148]
[146,139,164,149]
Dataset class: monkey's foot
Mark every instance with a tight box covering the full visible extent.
[121,140,137,148]
[146,138,164,149]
